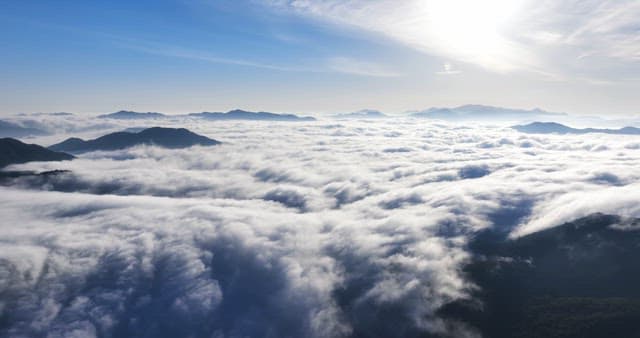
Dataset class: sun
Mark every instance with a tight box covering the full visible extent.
[423,0,526,71]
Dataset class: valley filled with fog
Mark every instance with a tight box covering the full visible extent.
[2,115,640,337]
[4,0,640,336]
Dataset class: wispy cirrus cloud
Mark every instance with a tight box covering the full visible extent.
[263,0,640,81]
[116,38,400,77]
[326,57,401,77]
[7,17,400,79]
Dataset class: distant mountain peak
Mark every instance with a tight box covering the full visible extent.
[48,127,221,153]
[333,109,387,119]
[513,122,640,135]
[227,109,251,114]
[98,111,166,119]
[411,104,566,121]
[189,109,316,121]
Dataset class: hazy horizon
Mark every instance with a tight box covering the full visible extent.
[3,103,640,120]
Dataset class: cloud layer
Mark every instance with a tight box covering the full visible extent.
[2,117,640,337]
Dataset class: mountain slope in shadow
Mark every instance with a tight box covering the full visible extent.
[49,127,221,153]
[440,213,640,338]
[0,138,74,168]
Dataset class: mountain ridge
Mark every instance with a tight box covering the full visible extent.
[0,138,74,168]
[97,109,316,121]
[411,104,566,121]
[98,110,166,119]
[49,127,221,153]
[513,122,640,135]
[189,109,316,121]
[333,109,388,119]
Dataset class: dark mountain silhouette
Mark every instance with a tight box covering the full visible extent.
[0,138,74,168]
[0,169,70,182]
[48,127,221,153]
[189,109,316,121]
[333,109,388,119]
[513,122,640,135]
[98,110,166,119]
[96,109,316,121]
[441,213,640,338]
[0,120,49,138]
[411,104,566,121]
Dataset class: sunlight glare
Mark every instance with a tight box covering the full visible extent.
[423,0,526,71]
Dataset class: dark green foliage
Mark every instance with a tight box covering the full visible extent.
[514,297,640,338]
[440,213,640,337]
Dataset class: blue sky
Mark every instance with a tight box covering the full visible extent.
[1,0,639,116]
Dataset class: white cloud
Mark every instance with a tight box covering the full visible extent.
[327,57,401,77]
[436,62,461,75]
[3,116,640,336]
[114,38,401,78]
[263,0,640,80]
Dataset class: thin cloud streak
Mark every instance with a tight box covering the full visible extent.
[10,17,400,78]
[115,39,401,77]
[326,57,402,77]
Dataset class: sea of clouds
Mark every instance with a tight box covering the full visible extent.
[2,116,640,337]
